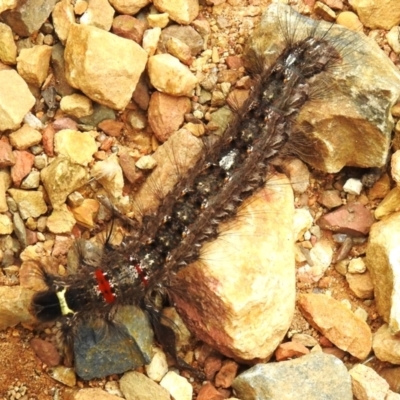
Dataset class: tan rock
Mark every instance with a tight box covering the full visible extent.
[373,324,400,364]
[60,94,93,118]
[346,271,374,299]
[172,173,296,361]
[16,45,52,86]
[159,371,192,400]
[336,11,364,31]
[0,70,35,131]
[348,257,367,273]
[70,198,99,228]
[298,293,372,359]
[0,23,17,65]
[0,0,18,13]
[80,0,114,31]
[0,286,35,330]
[374,187,400,219]
[47,205,76,234]
[108,0,149,15]
[52,0,75,44]
[0,170,11,212]
[8,189,47,219]
[9,125,42,150]
[350,364,390,400]
[392,150,400,185]
[349,0,400,29]
[40,156,89,208]
[142,27,162,56]
[366,212,400,333]
[74,0,87,14]
[65,24,148,110]
[54,129,97,166]
[153,0,199,24]
[166,36,193,65]
[148,54,197,96]
[148,91,191,142]
[147,13,169,28]
[0,214,13,234]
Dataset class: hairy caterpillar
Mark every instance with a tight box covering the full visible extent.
[26,2,399,382]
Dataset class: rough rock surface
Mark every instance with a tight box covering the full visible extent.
[246,2,400,172]
[64,24,147,110]
[350,363,390,400]
[0,70,35,131]
[366,212,400,333]
[147,54,197,97]
[153,0,199,25]
[232,353,353,400]
[172,173,296,361]
[1,0,57,36]
[298,293,372,359]
[373,324,400,365]
[349,0,400,29]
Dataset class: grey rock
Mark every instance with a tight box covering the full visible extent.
[232,353,352,400]
[74,305,154,380]
[2,0,57,37]
[246,3,400,172]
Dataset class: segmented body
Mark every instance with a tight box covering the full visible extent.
[32,31,341,336]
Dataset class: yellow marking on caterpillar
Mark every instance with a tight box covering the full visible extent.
[56,287,75,316]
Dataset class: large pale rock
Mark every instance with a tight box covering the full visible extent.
[148,54,197,97]
[232,353,353,400]
[246,3,400,172]
[153,0,199,24]
[366,212,400,333]
[0,23,17,65]
[349,0,400,29]
[172,173,295,361]
[1,0,57,37]
[65,24,148,110]
[298,293,372,359]
[16,45,52,86]
[0,70,35,131]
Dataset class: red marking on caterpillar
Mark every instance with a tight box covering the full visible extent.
[94,269,116,304]
[133,263,149,286]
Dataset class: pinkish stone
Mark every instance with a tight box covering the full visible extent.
[275,341,310,361]
[0,137,15,167]
[317,202,375,236]
[148,92,191,142]
[30,338,61,367]
[11,150,35,186]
